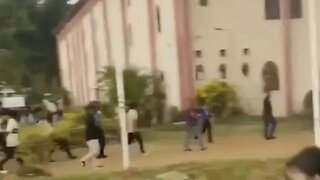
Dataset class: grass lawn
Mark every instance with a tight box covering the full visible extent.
[26,159,285,180]
[147,115,313,142]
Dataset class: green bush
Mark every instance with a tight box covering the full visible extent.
[304,90,313,110]
[197,80,237,118]
[303,90,314,117]
[100,103,115,118]
[18,113,84,163]
[18,125,54,163]
[99,66,166,126]
[168,106,184,122]
[18,111,121,164]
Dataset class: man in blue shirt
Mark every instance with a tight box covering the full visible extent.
[91,101,107,159]
[194,99,213,143]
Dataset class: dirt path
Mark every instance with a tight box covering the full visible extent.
[40,132,313,177]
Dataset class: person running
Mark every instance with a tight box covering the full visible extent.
[0,110,22,174]
[184,107,206,151]
[127,102,145,154]
[90,101,107,159]
[42,99,59,126]
[36,109,77,162]
[80,104,101,167]
[263,92,277,140]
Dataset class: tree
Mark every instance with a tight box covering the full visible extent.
[100,66,152,106]
[0,51,24,85]
[197,80,237,118]
[100,66,159,126]
[0,0,72,87]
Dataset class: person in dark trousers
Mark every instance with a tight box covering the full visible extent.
[184,107,206,151]
[0,110,23,174]
[127,102,145,154]
[95,101,108,159]
[263,92,277,140]
[196,99,213,143]
[90,101,107,159]
[49,138,77,162]
[80,104,101,167]
[95,111,107,159]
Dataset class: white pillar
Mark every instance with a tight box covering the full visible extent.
[308,0,320,146]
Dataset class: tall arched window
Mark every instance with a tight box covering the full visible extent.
[195,65,204,80]
[262,61,280,92]
[242,63,249,77]
[219,64,226,79]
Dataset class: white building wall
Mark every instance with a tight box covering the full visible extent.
[93,1,109,70]
[190,0,287,116]
[290,0,310,113]
[82,14,98,101]
[57,0,319,114]
[107,0,127,78]
[66,33,79,104]
[154,0,182,109]
[126,0,152,71]
[57,39,71,91]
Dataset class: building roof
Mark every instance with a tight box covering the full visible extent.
[53,0,89,36]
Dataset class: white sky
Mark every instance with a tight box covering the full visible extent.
[67,0,80,5]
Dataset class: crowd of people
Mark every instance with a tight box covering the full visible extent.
[0,92,278,174]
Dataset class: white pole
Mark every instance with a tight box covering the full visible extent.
[308,0,320,146]
[113,0,129,169]
[115,68,130,169]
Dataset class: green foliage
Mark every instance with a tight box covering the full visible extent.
[168,106,184,122]
[0,0,72,88]
[303,90,313,117]
[304,90,313,110]
[18,113,81,163]
[197,80,237,118]
[100,103,115,118]
[100,66,152,106]
[0,52,24,85]
[100,66,165,126]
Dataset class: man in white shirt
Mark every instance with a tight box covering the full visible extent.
[0,110,21,174]
[127,102,145,154]
[42,99,59,126]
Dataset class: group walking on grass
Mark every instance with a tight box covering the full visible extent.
[0,91,277,173]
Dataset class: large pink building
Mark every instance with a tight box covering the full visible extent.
[55,0,194,111]
[56,0,318,117]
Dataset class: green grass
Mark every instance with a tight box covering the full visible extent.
[145,115,313,142]
[25,159,285,180]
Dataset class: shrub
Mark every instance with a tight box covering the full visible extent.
[168,106,184,122]
[197,80,237,118]
[303,90,314,117]
[18,125,54,163]
[100,103,115,118]
[304,90,313,110]
[99,66,166,126]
